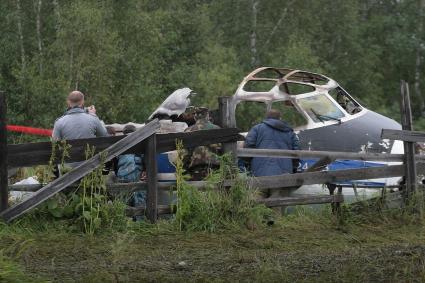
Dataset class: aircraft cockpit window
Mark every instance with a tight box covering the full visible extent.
[329,87,362,115]
[272,100,307,128]
[297,93,345,123]
[280,82,315,95]
[243,80,276,92]
[253,69,284,79]
[285,72,329,85]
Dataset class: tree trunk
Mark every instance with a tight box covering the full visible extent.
[69,43,74,89]
[250,0,259,67]
[52,0,61,32]
[34,0,43,74]
[263,1,293,51]
[16,0,26,74]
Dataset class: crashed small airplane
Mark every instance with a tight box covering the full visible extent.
[232,67,401,166]
[230,67,403,190]
[146,67,403,192]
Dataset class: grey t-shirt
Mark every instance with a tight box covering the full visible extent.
[52,108,108,140]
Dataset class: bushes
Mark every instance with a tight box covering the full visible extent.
[20,144,129,234]
[174,140,272,232]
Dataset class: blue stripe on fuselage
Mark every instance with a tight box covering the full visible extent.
[300,159,386,186]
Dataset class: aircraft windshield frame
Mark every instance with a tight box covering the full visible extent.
[232,67,366,129]
[296,93,345,123]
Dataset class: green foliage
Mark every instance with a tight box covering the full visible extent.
[23,144,128,234]
[36,140,71,184]
[77,146,107,234]
[264,33,323,73]
[1,0,424,133]
[174,140,272,232]
[190,43,243,109]
[73,146,128,234]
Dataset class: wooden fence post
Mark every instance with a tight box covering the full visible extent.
[0,91,8,212]
[218,97,237,159]
[400,81,417,197]
[145,134,158,223]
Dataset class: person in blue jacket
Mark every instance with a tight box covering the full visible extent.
[244,109,300,177]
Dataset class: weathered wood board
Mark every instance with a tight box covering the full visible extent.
[8,128,242,168]
[241,163,425,190]
[126,195,344,216]
[0,91,8,212]
[381,129,425,143]
[237,148,425,162]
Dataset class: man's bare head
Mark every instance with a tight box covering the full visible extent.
[266,109,281,120]
[67,91,84,108]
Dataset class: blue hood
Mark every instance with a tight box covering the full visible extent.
[262,118,293,132]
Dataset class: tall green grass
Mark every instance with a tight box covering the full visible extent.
[174,140,272,232]
[15,143,129,234]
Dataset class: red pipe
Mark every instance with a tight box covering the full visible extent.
[6,125,52,136]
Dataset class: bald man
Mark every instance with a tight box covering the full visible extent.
[52,91,108,140]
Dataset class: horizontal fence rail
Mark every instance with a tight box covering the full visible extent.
[10,162,425,193]
[8,181,205,193]
[237,148,425,162]
[8,128,242,168]
[381,129,425,143]
[228,162,425,189]
[125,195,345,217]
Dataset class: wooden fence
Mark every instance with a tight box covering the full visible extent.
[1,83,425,223]
[0,122,242,222]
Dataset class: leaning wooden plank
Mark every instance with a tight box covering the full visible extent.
[8,128,241,168]
[237,148,425,162]
[306,156,334,172]
[381,129,425,143]
[0,119,160,223]
[257,195,344,207]
[241,162,425,190]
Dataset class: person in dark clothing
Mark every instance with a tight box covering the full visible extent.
[244,109,300,177]
[244,109,300,214]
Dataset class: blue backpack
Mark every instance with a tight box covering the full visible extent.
[117,154,142,183]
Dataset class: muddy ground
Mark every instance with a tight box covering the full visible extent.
[1,213,425,282]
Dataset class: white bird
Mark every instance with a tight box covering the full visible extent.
[148,87,194,120]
